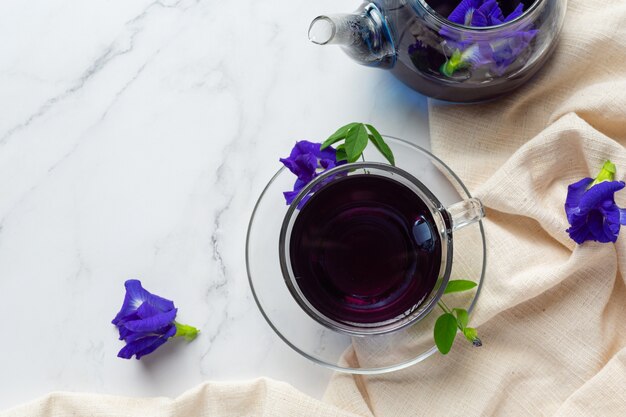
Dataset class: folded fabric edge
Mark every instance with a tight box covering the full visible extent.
[0,378,363,417]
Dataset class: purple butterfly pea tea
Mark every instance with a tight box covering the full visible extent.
[289,174,442,324]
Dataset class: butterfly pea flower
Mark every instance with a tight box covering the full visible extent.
[439,0,537,76]
[565,161,626,244]
[112,280,199,360]
[279,140,344,205]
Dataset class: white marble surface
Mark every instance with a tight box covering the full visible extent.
[0,0,430,410]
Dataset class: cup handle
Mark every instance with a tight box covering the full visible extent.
[446,198,485,232]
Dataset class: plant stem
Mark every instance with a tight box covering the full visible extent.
[174,321,200,341]
[360,153,371,174]
[437,300,465,332]
[437,300,452,314]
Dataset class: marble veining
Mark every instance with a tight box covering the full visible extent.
[0,0,429,410]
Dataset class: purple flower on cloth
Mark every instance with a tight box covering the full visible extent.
[112,280,198,360]
[565,161,626,244]
[438,0,537,77]
[279,140,344,205]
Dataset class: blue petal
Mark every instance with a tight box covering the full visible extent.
[112,280,175,325]
[566,221,591,244]
[296,154,319,180]
[600,201,621,235]
[288,141,320,159]
[491,30,538,71]
[504,3,525,22]
[280,154,316,181]
[122,324,174,344]
[319,159,335,170]
[510,30,539,52]
[124,308,177,332]
[117,325,176,360]
[293,140,336,161]
[284,178,308,205]
[408,42,423,55]
[579,181,625,213]
[620,208,626,225]
[283,190,298,205]
[134,326,177,359]
[447,0,482,25]
[570,202,622,244]
[114,311,140,329]
[281,141,342,206]
[280,141,320,179]
[602,223,620,242]
[477,0,504,25]
[322,157,347,170]
[279,157,296,173]
[565,177,593,223]
[119,329,145,344]
[484,29,538,75]
[585,210,613,242]
[470,9,488,27]
[136,301,162,319]
[118,325,133,341]
[118,336,160,359]
[316,145,337,161]
[285,140,336,169]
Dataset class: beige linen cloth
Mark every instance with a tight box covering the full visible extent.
[3,0,626,415]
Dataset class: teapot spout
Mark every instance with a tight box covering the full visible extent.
[308,3,395,68]
[308,16,339,46]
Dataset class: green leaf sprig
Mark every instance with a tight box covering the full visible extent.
[434,280,481,355]
[321,122,395,166]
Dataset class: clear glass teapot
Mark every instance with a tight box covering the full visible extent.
[309,0,567,102]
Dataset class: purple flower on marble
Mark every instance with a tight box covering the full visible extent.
[112,280,198,360]
[565,161,626,244]
[280,140,344,205]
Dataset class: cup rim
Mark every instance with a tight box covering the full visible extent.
[278,161,453,336]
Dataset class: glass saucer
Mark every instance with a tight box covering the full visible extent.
[246,136,486,374]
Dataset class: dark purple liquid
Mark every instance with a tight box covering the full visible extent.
[289,175,442,325]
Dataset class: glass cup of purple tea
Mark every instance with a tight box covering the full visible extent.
[279,162,484,336]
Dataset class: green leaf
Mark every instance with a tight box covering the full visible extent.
[320,122,359,149]
[434,313,458,355]
[365,125,395,166]
[444,280,477,294]
[335,144,347,162]
[463,327,478,342]
[344,124,369,163]
[453,308,469,328]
